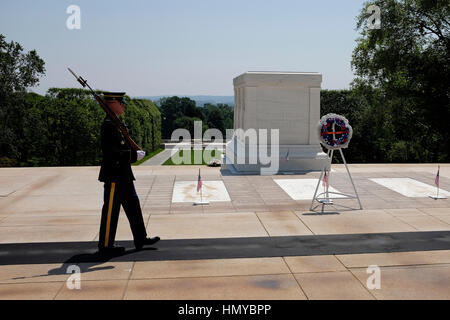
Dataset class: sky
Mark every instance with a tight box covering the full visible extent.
[0,0,367,96]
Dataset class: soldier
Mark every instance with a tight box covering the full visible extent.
[97,91,160,255]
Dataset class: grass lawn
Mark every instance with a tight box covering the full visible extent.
[163,149,222,165]
[132,147,164,166]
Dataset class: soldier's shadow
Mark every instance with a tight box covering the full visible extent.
[11,249,153,281]
[47,253,118,276]
[48,247,158,276]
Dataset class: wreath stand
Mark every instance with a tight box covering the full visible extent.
[310,148,363,211]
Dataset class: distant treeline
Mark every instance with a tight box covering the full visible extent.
[159,96,233,139]
[2,0,449,169]
[159,88,449,164]
[145,95,235,107]
[0,88,161,167]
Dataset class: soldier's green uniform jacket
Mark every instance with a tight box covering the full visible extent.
[98,117,138,182]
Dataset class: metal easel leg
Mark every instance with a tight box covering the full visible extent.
[310,149,333,211]
[310,167,325,211]
[339,148,362,210]
[326,150,333,202]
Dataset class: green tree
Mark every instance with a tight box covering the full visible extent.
[129,99,162,152]
[203,104,225,134]
[0,34,45,164]
[159,96,184,139]
[173,116,208,138]
[219,103,234,132]
[44,88,104,166]
[159,96,204,139]
[352,0,450,162]
[321,90,373,163]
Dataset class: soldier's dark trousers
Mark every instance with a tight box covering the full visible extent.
[98,181,147,249]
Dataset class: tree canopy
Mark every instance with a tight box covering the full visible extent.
[159,96,233,139]
[351,0,450,162]
[0,34,45,163]
[0,33,161,167]
[2,2,450,168]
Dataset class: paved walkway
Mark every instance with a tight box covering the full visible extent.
[0,164,449,299]
[140,149,173,166]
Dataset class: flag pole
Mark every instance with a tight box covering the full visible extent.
[200,168,203,203]
[437,165,440,199]
[194,167,209,206]
[430,165,445,200]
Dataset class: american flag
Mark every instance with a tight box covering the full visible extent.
[435,166,440,188]
[197,168,202,192]
[322,170,328,188]
[285,149,290,162]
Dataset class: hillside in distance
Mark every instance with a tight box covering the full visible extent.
[136,95,234,107]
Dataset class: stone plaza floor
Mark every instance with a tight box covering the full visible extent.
[0,164,449,300]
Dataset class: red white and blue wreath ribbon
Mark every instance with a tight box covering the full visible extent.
[317,114,353,149]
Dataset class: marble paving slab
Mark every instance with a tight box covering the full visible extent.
[370,178,450,198]
[273,179,347,201]
[171,181,231,203]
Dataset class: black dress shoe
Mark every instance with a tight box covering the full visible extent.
[98,246,126,256]
[135,236,160,250]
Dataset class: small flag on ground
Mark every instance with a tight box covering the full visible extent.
[435,166,440,188]
[197,168,202,192]
[285,149,289,162]
[322,170,328,188]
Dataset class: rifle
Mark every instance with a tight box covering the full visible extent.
[67,67,141,151]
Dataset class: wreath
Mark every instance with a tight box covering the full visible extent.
[317,113,353,149]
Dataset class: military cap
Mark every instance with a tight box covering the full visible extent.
[103,91,126,103]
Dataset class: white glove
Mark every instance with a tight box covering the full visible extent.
[137,150,146,161]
